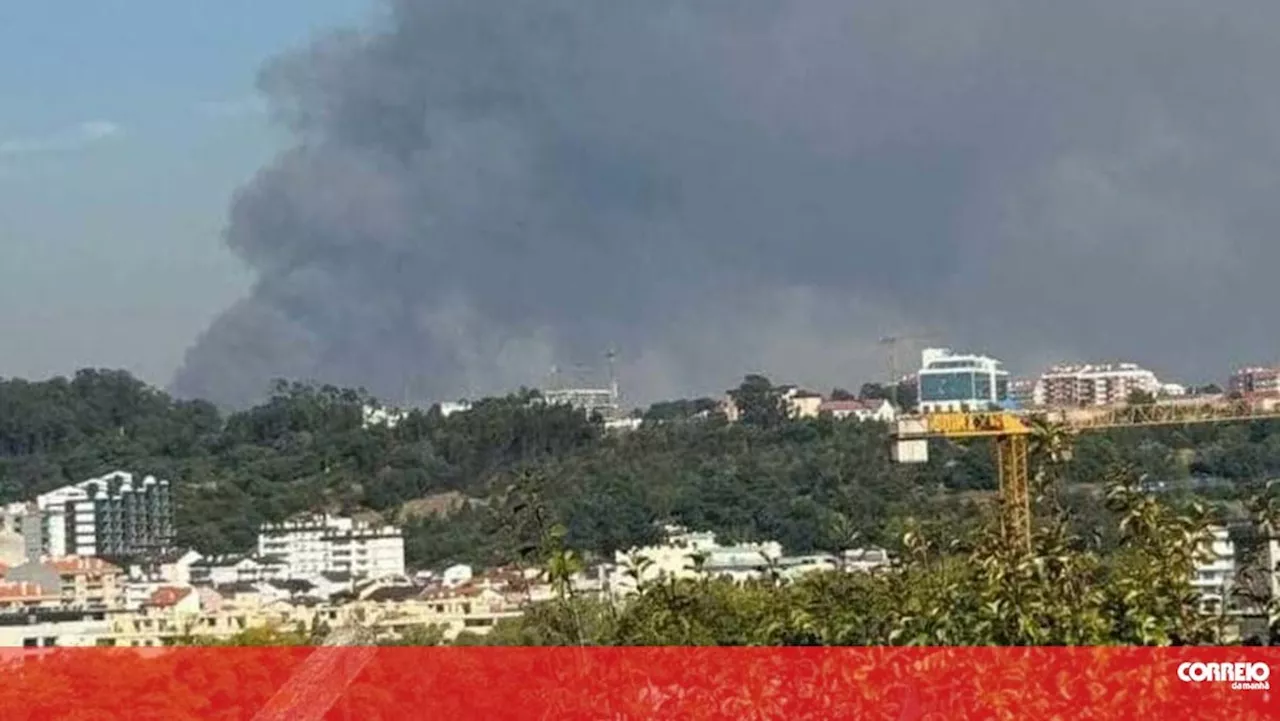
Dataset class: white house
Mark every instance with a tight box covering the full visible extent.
[189,555,287,587]
[842,547,892,573]
[613,527,783,592]
[159,550,203,585]
[442,564,474,587]
[438,402,473,418]
[818,399,898,423]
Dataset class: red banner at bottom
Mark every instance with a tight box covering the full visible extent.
[0,648,1276,720]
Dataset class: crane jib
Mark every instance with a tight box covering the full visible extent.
[888,402,1280,551]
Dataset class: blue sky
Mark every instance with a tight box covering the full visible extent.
[0,0,372,386]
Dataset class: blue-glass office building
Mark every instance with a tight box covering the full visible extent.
[916,348,1010,413]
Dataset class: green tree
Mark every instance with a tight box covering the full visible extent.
[491,468,1216,647]
[1127,389,1156,406]
[728,375,789,428]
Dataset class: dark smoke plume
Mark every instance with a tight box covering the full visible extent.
[173,0,1280,408]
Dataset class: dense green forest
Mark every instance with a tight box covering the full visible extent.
[1,368,1278,570]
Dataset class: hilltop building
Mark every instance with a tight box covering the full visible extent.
[915,348,1010,413]
[541,387,621,420]
[362,404,408,428]
[778,386,824,419]
[1230,367,1280,397]
[1034,362,1162,407]
[818,399,897,423]
[438,401,472,418]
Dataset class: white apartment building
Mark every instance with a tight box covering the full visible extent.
[1230,367,1280,397]
[1034,362,1162,408]
[257,515,405,580]
[916,348,1010,413]
[1193,526,1236,615]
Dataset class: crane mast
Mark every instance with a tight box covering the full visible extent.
[891,402,1280,551]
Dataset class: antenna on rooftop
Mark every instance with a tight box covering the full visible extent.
[606,347,619,406]
[878,332,938,408]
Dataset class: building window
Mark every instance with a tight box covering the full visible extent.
[919,372,977,403]
[974,375,992,401]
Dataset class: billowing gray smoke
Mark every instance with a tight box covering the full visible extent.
[173,0,1280,408]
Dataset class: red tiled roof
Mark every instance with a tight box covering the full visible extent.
[0,581,47,600]
[148,586,194,608]
[49,556,121,575]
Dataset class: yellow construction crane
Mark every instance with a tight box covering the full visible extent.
[891,401,1280,550]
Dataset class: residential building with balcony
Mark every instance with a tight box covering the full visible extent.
[257,515,405,580]
[0,581,57,613]
[1193,526,1236,616]
[4,555,126,611]
[33,472,174,561]
[1034,362,1162,407]
[1008,378,1038,408]
[1230,367,1280,397]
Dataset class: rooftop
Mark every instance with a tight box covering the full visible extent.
[0,581,46,600]
[213,582,259,596]
[362,586,420,603]
[49,556,121,575]
[147,586,194,608]
[820,399,882,412]
[1043,363,1155,376]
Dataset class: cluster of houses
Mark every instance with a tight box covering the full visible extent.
[718,387,898,424]
[0,510,894,648]
[0,511,525,648]
[0,481,1264,648]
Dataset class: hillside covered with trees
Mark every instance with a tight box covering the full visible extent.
[1,369,1279,570]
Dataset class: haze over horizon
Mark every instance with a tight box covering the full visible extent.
[6,1,1280,407]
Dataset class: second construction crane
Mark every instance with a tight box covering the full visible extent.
[891,401,1280,550]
